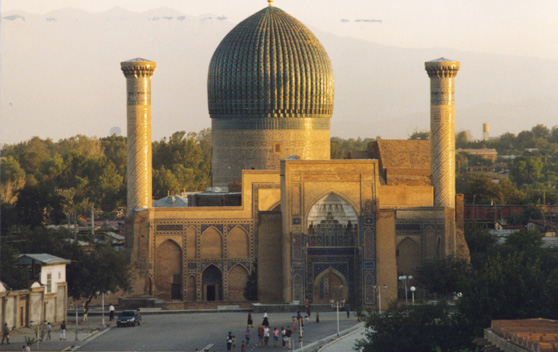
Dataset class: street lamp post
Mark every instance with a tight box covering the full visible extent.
[373,284,387,313]
[410,286,416,305]
[75,302,79,341]
[398,275,413,304]
[96,291,105,327]
[329,299,345,337]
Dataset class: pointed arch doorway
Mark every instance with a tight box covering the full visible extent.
[202,265,223,301]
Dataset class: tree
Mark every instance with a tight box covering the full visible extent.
[408,130,430,140]
[457,252,551,334]
[415,257,470,298]
[67,244,132,316]
[455,130,470,148]
[1,157,26,204]
[356,302,474,352]
[15,184,66,227]
[510,156,543,186]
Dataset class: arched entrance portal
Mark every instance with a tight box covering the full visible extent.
[155,240,182,300]
[397,237,421,275]
[202,265,222,301]
[313,268,349,304]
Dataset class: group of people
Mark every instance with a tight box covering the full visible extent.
[223,310,309,351]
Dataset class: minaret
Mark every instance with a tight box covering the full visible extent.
[121,58,156,216]
[425,58,460,208]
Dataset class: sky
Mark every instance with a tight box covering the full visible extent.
[3,0,558,60]
[2,0,558,144]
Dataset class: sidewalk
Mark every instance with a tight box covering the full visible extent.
[0,316,109,352]
[318,324,366,352]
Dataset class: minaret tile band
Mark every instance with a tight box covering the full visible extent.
[425,58,459,208]
[121,59,156,215]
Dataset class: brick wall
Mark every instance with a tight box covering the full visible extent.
[257,211,283,303]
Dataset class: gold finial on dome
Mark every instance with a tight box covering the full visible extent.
[268,0,273,7]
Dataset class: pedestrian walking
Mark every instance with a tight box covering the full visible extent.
[281,327,286,348]
[24,343,31,352]
[46,322,52,340]
[285,327,292,350]
[226,332,233,351]
[346,303,351,318]
[232,335,237,352]
[262,310,269,327]
[264,326,270,346]
[109,304,115,321]
[247,311,253,328]
[273,327,279,346]
[241,340,246,352]
[291,316,297,333]
[316,312,320,323]
[245,328,251,345]
[258,325,264,347]
[304,296,311,318]
[59,321,66,340]
[1,323,9,344]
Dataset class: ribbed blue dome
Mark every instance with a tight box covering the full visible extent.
[208,6,334,119]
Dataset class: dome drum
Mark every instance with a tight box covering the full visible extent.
[208,5,334,186]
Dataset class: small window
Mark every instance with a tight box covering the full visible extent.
[274,143,281,153]
[47,273,52,293]
[58,272,61,279]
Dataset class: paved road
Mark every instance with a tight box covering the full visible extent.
[319,325,365,352]
[79,311,359,352]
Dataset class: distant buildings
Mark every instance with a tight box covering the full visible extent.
[0,254,69,329]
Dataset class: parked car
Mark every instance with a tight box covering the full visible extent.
[116,310,142,327]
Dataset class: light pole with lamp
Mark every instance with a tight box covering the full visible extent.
[96,291,106,327]
[74,302,80,341]
[329,299,345,337]
[410,286,416,305]
[398,275,413,304]
[373,284,387,313]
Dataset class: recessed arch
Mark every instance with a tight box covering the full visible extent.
[227,226,249,258]
[202,264,223,301]
[397,237,420,275]
[312,267,349,304]
[155,239,182,300]
[305,191,360,225]
[307,193,358,247]
[201,227,223,259]
[269,201,281,212]
[228,264,249,301]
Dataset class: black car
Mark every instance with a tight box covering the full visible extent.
[116,310,142,327]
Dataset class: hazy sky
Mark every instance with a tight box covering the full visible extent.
[3,0,558,60]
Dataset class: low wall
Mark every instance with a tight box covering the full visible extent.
[0,283,67,329]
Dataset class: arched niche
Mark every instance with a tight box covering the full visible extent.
[228,265,249,301]
[307,193,358,247]
[397,237,421,275]
[227,226,249,258]
[201,227,223,259]
[308,193,358,226]
[312,267,349,304]
[202,265,223,301]
[155,239,182,300]
[424,226,436,259]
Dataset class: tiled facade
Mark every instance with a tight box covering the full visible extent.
[123,5,469,309]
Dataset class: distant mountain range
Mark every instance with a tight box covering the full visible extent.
[2,7,557,144]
